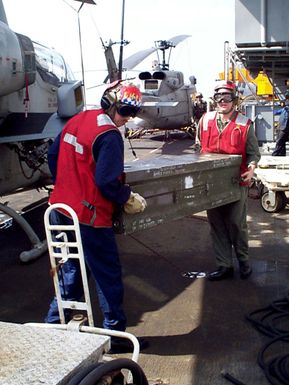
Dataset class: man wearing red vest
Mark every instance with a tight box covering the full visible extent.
[45,81,148,353]
[197,80,261,281]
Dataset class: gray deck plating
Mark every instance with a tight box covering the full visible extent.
[0,322,110,385]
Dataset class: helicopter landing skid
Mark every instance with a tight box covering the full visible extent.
[0,202,47,263]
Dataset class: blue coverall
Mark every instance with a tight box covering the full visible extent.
[272,105,289,156]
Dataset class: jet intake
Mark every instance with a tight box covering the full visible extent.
[0,23,36,97]
[57,81,84,118]
[139,72,152,80]
[16,33,36,85]
[153,71,166,80]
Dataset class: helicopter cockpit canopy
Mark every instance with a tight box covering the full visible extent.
[33,42,75,86]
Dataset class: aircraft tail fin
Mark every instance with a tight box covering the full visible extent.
[103,41,119,83]
[0,0,8,25]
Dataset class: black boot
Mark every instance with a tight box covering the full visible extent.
[239,261,252,279]
[207,266,234,281]
[108,336,149,354]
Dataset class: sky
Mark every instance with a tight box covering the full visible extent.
[3,0,236,104]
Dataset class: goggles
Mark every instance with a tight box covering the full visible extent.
[213,92,234,103]
[116,104,140,118]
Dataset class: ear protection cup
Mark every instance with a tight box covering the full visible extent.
[101,88,118,110]
[101,96,111,110]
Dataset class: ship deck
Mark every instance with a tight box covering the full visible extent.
[1,131,288,385]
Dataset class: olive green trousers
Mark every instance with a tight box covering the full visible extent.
[206,186,249,268]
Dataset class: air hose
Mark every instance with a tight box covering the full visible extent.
[257,334,289,385]
[66,358,149,385]
[246,293,289,384]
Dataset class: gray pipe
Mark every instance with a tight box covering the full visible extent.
[0,202,47,262]
[260,0,267,46]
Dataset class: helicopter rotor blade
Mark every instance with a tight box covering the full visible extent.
[122,35,191,71]
[167,34,191,46]
[122,47,157,70]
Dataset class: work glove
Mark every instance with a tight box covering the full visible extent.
[124,192,147,214]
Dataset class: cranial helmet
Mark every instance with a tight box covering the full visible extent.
[119,84,142,107]
[214,80,236,94]
[101,80,142,112]
[196,92,203,98]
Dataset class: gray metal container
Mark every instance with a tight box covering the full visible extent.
[115,153,242,234]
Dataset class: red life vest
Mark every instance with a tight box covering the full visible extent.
[200,111,251,185]
[49,109,121,227]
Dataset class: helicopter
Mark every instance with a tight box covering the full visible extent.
[0,0,85,261]
[103,35,198,139]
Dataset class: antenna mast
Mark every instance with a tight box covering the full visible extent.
[118,0,125,79]
[155,40,175,70]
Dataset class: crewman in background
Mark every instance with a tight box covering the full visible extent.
[193,92,207,123]
[272,91,289,156]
